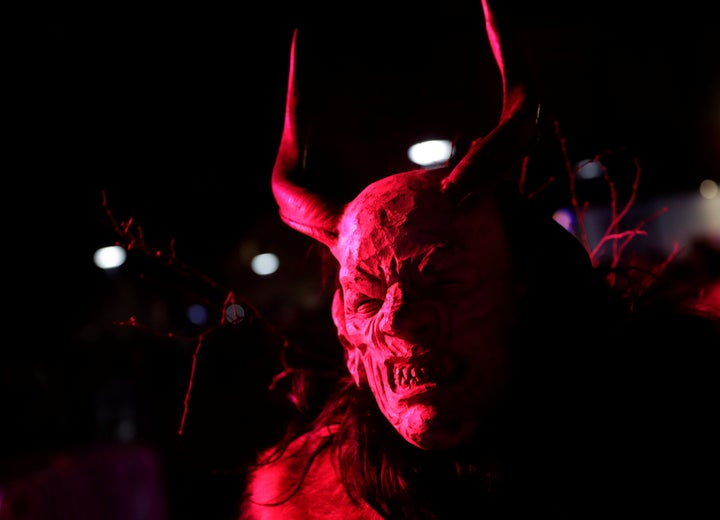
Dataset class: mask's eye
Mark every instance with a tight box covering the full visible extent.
[342,269,384,317]
[352,297,383,316]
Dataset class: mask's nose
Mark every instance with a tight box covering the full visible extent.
[379,282,443,344]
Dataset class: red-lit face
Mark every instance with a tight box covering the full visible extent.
[331,169,518,450]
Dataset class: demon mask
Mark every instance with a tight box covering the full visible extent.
[270,0,540,450]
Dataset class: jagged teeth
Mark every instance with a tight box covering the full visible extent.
[393,364,430,390]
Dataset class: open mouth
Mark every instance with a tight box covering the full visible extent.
[386,356,455,393]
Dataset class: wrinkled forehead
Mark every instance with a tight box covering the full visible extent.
[334,170,509,272]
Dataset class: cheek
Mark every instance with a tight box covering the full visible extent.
[345,323,365,350]
[345,314,378,348]
[345,318,391,379]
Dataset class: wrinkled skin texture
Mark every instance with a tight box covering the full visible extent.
[330,168,519,450]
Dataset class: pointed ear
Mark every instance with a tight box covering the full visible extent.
[331,288,364,387]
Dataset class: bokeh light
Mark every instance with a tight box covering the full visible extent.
[93,245,127,270]
[552,208,575,232]
[407,139,453,167]
[224,303,245,324]
[187,304,209,326]
[575,159,603,180]
[699,179,718,199]
[251,253,279,275]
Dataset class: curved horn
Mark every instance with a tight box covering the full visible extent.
[441,0,540,194]
[271,29,341,248]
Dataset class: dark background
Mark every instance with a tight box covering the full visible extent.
[5,0,719,518]
[23,0,720,276]
[22,0,720,293]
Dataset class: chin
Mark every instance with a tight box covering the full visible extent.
[395,406,478,451]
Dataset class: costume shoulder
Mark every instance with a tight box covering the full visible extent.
[239,428,382,520]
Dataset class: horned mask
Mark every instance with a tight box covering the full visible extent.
[271,0,540,450]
